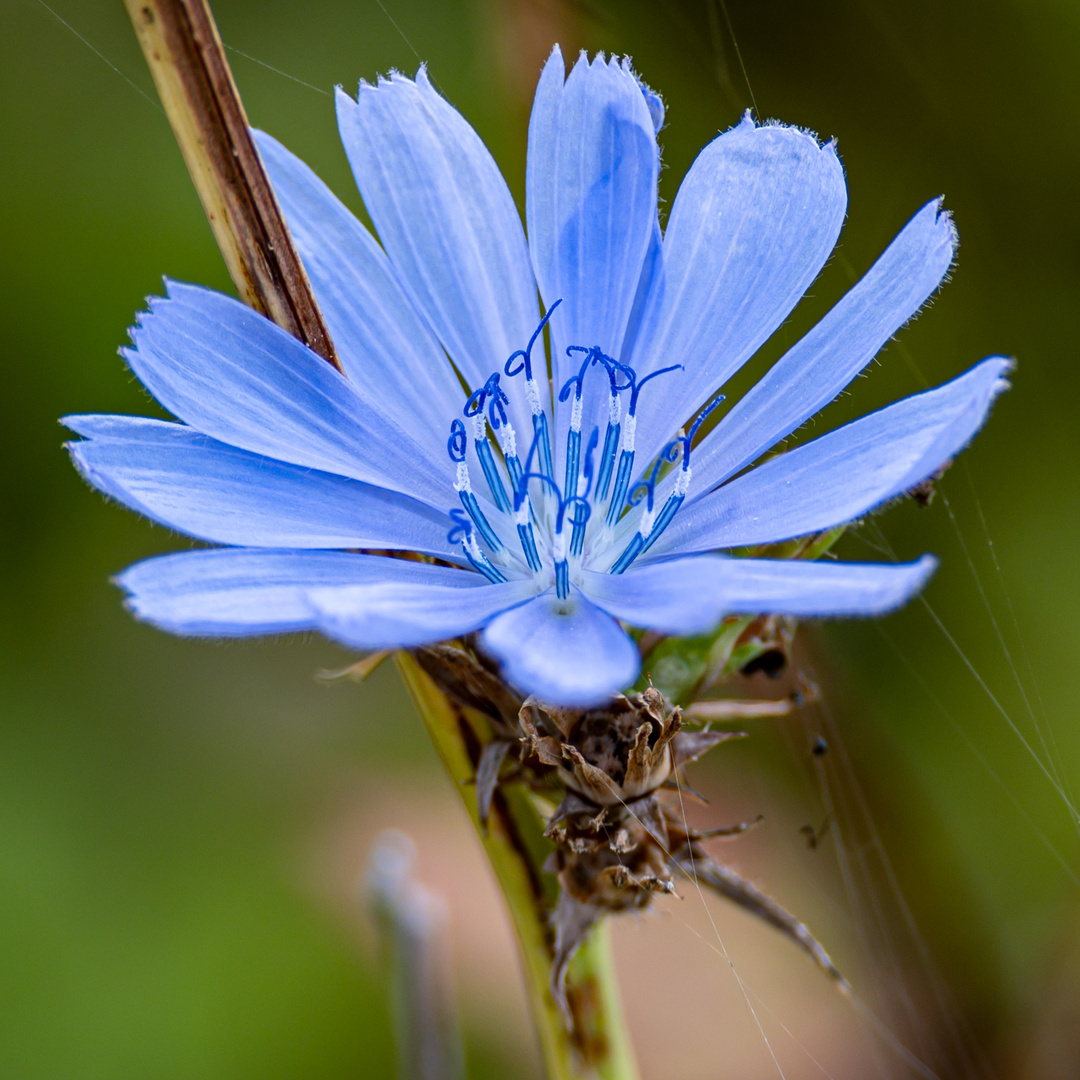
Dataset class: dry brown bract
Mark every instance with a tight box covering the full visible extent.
[413,643,848,1013]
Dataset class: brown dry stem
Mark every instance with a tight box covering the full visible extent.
[123,0,339,368]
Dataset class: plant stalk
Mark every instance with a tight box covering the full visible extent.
[122,0,339,368]
[397,653,639,1080]
[125,3,638,1075]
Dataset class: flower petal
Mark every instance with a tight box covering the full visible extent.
[527,48,659,399]
[253,129,465,461]
[650,357,1011,556]
[123,282,450,506]
[628,115,847,465]
[582,554,937,635]
[688,198,958,493]
[118,549,477,637]
[621,219,663,363]
[65,415,457,558]
[337,71,539,399]
[308,577,539,651]
[480,592,641,706]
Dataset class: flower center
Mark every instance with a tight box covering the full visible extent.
[444,304,722,597]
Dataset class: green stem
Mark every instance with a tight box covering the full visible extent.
[397,653,639,1080]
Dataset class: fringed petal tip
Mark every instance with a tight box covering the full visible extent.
[925,196,958,263]
[58,413,98,436]
[543,45,664,134]
[349,64,433,100]
[123,279,227,344]
[989,354,1016,383]
[729,109,843,173]
[799,553,939,618]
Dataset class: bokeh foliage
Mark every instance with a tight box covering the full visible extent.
[3,0,1080,1076]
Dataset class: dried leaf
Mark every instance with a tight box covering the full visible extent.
[671,729,747,768]
[676,853,849,991]
[475,740,511,829]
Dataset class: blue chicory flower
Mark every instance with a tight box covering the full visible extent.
[64,48,1010,706]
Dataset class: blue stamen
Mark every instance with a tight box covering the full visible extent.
[504,450,525,493]
[610,533,645,575]
[563,426,581,505]
[519,432,550,495]
[608,393,729,574]
[463,537,507,583]
[506,307,560,481]
[595,420,620,500]
[605,449,636,527]
[609,447,675,572]
[588,356,634,502]
[598,363,684,526]
[517,520,543,572]
[532,412,554,481]
[570,429,599,557]
[458,488,502,552]
[557,348,606,508]
[609,444,679,571]
[551,501,584,600]
[556,495,591,536]
[639,493,684,554]
[580,428,599,501]
[475,436,511,512]
[442,311,705,589]
[554,558,570,600]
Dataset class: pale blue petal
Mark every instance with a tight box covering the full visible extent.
[253,130,465,461]
[688,199,958,494]
[308,577,539,651]
[621,219,663,363]
[337,72,539,405]
[527,48,659,402]
[118,549,477,637]
[628,115,847,466]
[123,282,450,506]
[582,554,937,635]
[481,592,641,706]
[65,415,458,558]
[650,358,1011,556]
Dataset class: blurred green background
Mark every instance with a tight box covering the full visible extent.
[3,0,1080,1076]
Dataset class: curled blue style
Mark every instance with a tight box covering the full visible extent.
[505,299,562,382]
[558,345,602,405]
[464,372,510,430]
[447,507,473,544]
[671,393,727,471]
[447,418,468,462]
[627,363,683,417]
[629,441,681,513]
